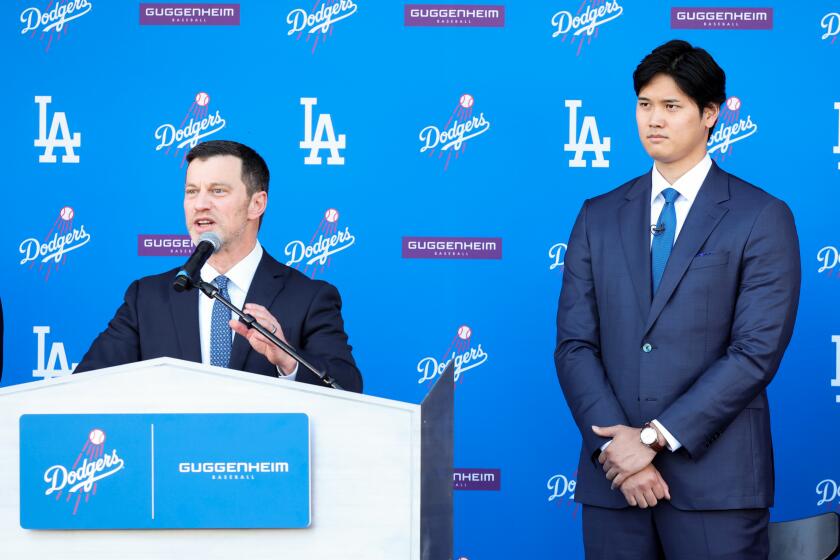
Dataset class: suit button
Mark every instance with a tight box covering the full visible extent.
[642,343,653,353]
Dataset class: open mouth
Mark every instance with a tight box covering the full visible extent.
[194,218,216,232]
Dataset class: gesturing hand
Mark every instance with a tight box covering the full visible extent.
[229,303,297,374]
[593,424,657,489]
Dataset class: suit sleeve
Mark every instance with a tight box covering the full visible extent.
[294,282,363,393]
[657,199,801,459]
[555,201,632,457]
[74,280,142,374]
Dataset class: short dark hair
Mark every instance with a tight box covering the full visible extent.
[185,140,270,197]
[633,40,726,138]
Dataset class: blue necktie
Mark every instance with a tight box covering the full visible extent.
[210,275,232,368]
[651,187,680,295]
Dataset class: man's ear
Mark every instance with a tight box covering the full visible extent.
[249,191,267,221]
[704,103,720,131]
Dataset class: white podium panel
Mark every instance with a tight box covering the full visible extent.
[0,358,444,560]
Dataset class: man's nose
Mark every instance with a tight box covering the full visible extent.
[192,188,212,210]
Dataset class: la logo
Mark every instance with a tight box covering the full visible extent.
[34,96,81,164]
[300,97,346,165]
[564,99,610,168]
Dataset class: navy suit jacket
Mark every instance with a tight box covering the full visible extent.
[75,251,363,393]
[555,162,800,510]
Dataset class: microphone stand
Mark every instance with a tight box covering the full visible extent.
[195,279,343,390]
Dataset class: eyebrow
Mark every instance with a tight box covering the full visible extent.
[637,96,683,103]
[184,182,232,188]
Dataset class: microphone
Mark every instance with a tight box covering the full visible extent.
[172,232,221,292]
[650,223,666,236]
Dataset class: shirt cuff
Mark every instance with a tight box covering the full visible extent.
[651,419,682,451]
[276,362,299,380]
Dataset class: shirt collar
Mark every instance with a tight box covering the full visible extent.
[200,240,264,294]
[650,154,712,205]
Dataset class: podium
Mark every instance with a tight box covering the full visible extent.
[0,358,453,559]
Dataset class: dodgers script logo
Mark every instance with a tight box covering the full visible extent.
[300,97,346,165]
[35,96,81,163]
[817,479,840,507]
[43,428,125,516]
[833,102,840,170]
[818,246,840,276]
[549,242,567,271]
[565,100,610,168]
[550,0,623,55]
[33,326,78,379]
[707,96,757,162]
[154,91,226,166]
[547,471,580,518]
[419,94,490,171]
[20,206,91,281]
[285,208,355,278]
[287,0,357,53]
[822,12,840,43]
[417,325,488,385]
[20,0,93,52]
[831,336,840,404]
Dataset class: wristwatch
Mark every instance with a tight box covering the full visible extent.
[640,422,665,453]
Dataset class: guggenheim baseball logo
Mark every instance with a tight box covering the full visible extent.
[671,7,773,30]
[285,208,356,278]
[551,0,623,55]
[707,96,757,162]
[20,206,90,281]
[417,325,488,385]
[138,234,195,256]
[179,460,289,481]
[402,236,501,259]
[454,468,500,491]
[404,4,505,27]
[20,0,92,52]
[139,3,240,25]
[42,428,125,516]
[287,0,358,53]
[154,91,226,166]
[419,94,490,171]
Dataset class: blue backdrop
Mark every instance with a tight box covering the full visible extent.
[3,1,840,557]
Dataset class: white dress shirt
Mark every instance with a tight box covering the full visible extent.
[602,154,713,454]
[198,240,297,379]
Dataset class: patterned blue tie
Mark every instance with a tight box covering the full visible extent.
[651,187,680,295]
[209,275,232,368]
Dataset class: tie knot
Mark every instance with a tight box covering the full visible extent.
[213,275,230,291]
[662,187,680,204]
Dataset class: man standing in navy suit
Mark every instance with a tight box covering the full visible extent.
[76,140,362,393]
[555,40,800,558]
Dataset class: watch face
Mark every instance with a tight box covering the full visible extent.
[641,427,657,445]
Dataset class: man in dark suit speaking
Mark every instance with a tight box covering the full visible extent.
[76,140,362,393]
[555,41,799,558]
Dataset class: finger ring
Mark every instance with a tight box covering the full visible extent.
[271,324,277,334]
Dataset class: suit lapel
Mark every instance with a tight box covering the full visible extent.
[228,251,289,372]
[643,163,730,335]
[169,277,202,363]
[619,174,653,319]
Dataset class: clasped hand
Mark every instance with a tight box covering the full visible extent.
[592,424,670,508]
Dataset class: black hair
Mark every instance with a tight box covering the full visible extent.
[185,140,269,197]
[633,40,726,138]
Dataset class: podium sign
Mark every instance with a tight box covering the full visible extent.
[20,413,311,530]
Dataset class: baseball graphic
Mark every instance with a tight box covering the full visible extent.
[457,325,472,340]
[725,96,741,111]
[59,206,74,221]
[324,208,340,223]
[195,92,210,107]
[459,94,474,109]
[89,429,106,445]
